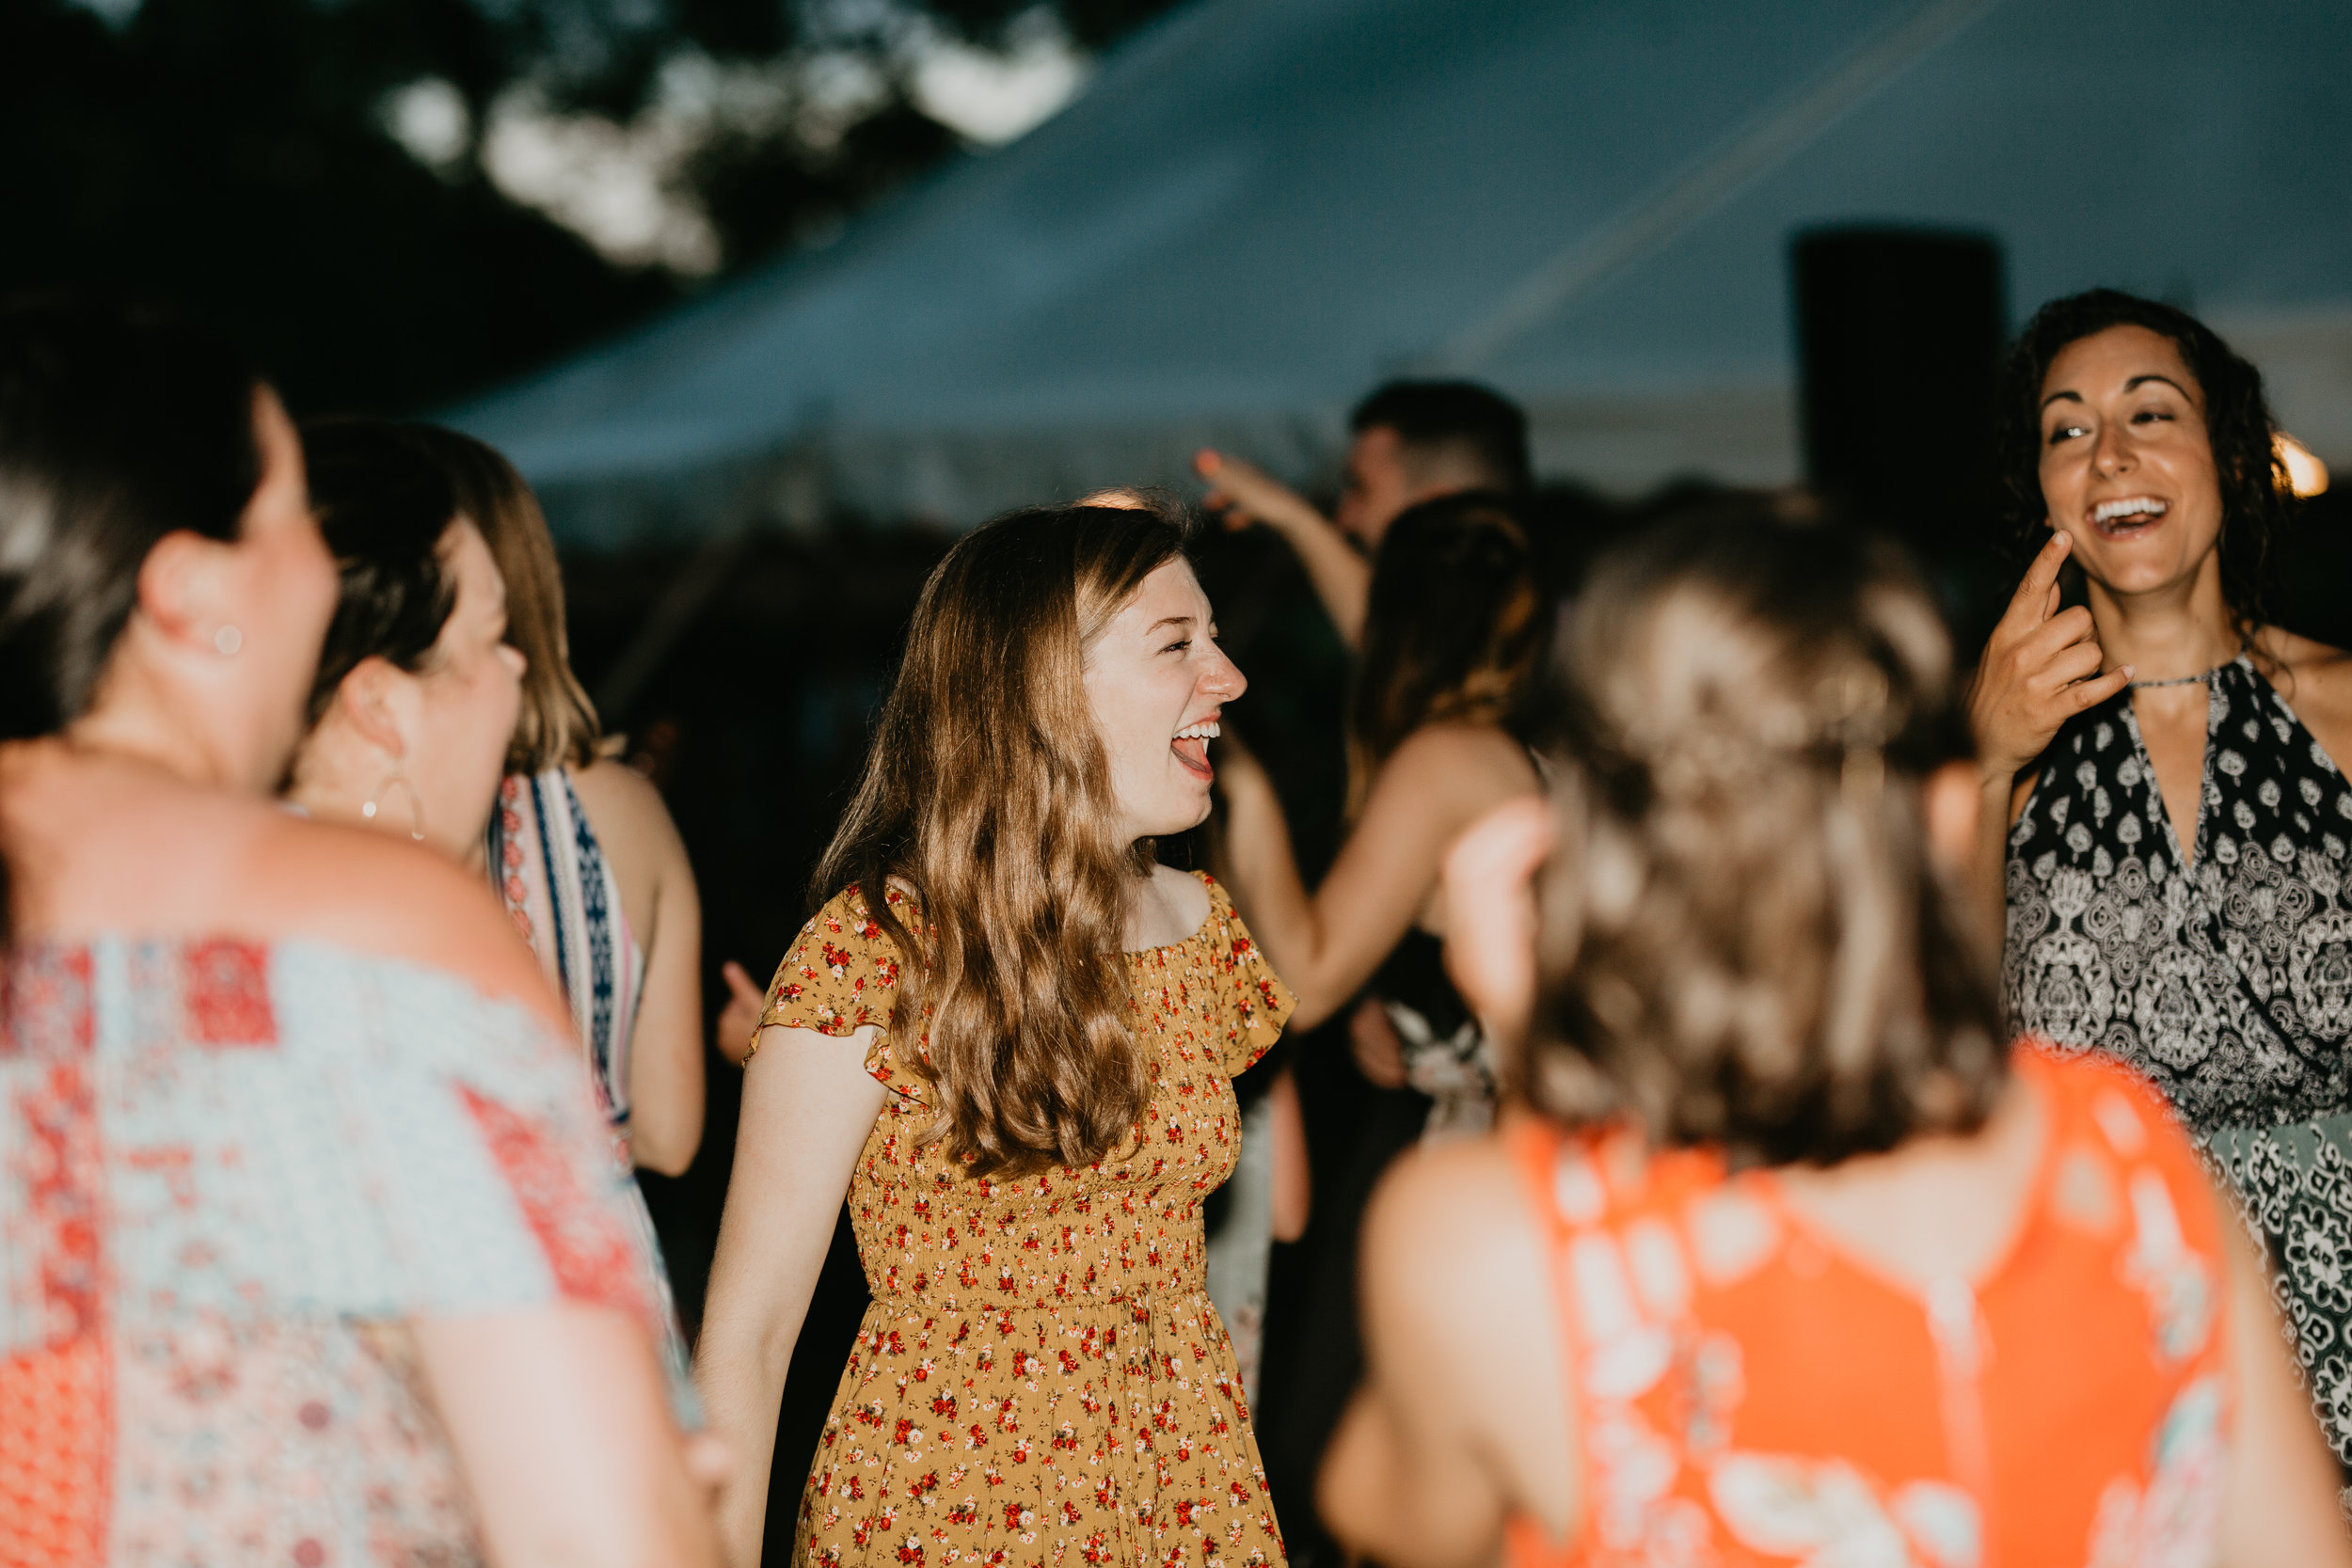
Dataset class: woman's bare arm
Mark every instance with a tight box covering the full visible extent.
[1194,450,1372,646]
[694,1024,887,1567]
[1320,1138,1565,1568]
[2218,1212,2352,1565]
[1220,724,1537,1030]
[418,1305,722,1568]
[571,759,706,1176]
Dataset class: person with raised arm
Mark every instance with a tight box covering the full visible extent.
[694,499,1294,1568]
[1324,511,2350,1568]
[1194,379,1531,647]
[1971,289,2352,1476]
[0,301,720,1566]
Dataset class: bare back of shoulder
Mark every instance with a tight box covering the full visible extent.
[1,744,559,1027]
[2265,628,2352,768]
[564,757,689,940]
[1389,721,1542,815]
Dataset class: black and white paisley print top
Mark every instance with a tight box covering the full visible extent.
[2004,655,2352,1132]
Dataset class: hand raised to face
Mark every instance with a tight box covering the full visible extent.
[1968,531,2133,781]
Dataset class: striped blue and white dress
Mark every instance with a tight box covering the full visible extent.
[486,767,646,1136]
[485,765,689,1384]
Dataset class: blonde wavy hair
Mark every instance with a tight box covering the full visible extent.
[1527,512,2004,1166]
[813,500,1188,1178]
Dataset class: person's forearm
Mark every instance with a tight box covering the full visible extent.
[1268,514,1372,648]
[1318,1390,1500,1568]
[1220,781,1335,1026]
[693,1313,796,1567]
[628,1042,706,1177]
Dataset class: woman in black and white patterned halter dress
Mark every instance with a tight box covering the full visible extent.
[1977,290,2352,1477]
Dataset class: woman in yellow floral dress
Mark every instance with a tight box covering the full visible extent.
[696,499,1295,1568]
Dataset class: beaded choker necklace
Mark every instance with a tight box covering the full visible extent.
[2126,640,2249,690]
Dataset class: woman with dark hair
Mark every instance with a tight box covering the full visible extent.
[285,416,698,1402]
[1970,289,2352,1471]
[1217,491,1547,1130]
[0,302,719,1561]
[411,424,720,1180]
[693,499,1293,1568]
[285,419,525,860]
[1214,493,1545,1562]
[1324,513,2348,1567]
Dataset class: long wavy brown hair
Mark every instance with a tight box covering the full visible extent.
[814,500,1189,1178]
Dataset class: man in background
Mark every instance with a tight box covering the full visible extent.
[1194,378,1532,647]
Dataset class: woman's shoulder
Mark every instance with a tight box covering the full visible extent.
[563,758,688,872]
[782,882,920,988]
[2257,628,2352,747]
[1132,863,1215,949]
[804,879,924,940]
[1359,1130,1554,1347]
[1382,721,1541,790]
[246,814,564,1029]
[2,749,547,1019]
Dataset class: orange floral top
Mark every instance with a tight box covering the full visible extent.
[1504,1047,2233,1568]
[756,871,1295,1568]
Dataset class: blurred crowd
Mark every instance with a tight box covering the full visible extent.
[4,285,2351,1568]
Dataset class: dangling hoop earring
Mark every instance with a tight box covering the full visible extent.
[363,767,428,844]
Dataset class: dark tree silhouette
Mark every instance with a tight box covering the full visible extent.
[1,0,1184,414]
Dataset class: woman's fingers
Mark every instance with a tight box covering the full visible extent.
[2009,602,2097,667]
[714,962,766,1067]
[2067,663,2135,713]
[2041,637,2108,689]
[2010,530,2073,616]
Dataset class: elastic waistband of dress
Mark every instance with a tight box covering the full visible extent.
[859,1286,1212,1317]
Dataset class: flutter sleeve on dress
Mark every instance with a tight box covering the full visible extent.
[1200,874,1296,1077]
[757,884,926,1101]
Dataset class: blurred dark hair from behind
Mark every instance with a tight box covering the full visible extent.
[1350,490,1545,814]
[299,418,462,728]
[0,296,262,742]
[1350,379,1533,493]
[1995,288,2293,632]
[1529,511,2001,1167]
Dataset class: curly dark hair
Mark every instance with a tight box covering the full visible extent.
[1995,288,2292,632]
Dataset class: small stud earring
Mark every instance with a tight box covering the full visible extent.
[213,625,243,657]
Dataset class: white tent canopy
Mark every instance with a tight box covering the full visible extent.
[450,0,2352,548]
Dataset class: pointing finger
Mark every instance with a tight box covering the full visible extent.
[2010,531,2073,621]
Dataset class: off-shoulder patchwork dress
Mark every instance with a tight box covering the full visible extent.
[0,936,677,1566]
[756,870,1295,1568]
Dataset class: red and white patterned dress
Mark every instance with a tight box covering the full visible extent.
[0,935,666,1567]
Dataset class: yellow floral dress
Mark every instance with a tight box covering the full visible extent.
[757,871,1295,1568]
